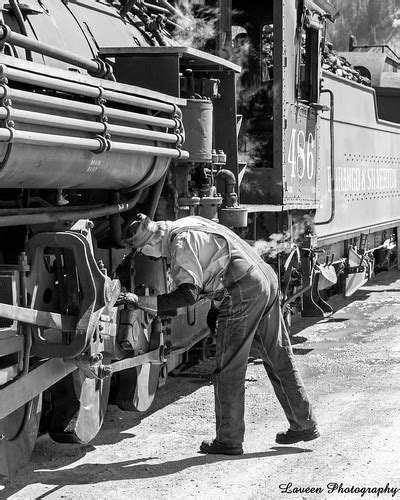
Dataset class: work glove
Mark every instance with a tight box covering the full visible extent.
[115,292,139,308]
[116,292,158,315]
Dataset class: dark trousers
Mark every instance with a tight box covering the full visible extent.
[214,263,317,446]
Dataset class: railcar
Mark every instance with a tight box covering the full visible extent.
[0,0,399,476]
[234,0,400,321]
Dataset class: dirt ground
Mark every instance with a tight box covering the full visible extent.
[1,269,400,499]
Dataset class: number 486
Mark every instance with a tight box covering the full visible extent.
[288,129,315,180]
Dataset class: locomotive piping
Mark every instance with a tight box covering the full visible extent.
[119,0,139,18]
[148,170,168,219]
[0,128,189,158]
[0,64,177,114]
[0,189,143,227]
[0,86,178,128]
[7,0,33,61]
[110,168,167,245]
[0,23,114,79]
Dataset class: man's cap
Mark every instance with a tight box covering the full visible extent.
[122,213,157,248]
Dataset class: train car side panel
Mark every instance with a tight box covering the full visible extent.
[316,73,400,240]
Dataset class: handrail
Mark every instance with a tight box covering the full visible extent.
[349,36,400,61]
[0,22,113,78]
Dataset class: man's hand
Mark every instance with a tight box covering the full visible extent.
[115,292,139,308]
[115,292,158,315]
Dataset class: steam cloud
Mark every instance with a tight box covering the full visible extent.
[253,217,313,259]
[170,0,218,49]
[253,233,293,259]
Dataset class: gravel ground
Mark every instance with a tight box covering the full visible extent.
[2,269,400,499]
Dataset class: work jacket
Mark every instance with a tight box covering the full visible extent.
[168,216,269,293]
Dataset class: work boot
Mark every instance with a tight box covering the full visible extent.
[199,439,243,455]
[275,427,320,445]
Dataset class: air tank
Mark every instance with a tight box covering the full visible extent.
[180,99,213,162]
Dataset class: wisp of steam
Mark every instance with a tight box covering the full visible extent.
[171,0,218,49]
[252,217,313,259]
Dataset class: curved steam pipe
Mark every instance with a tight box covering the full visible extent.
[109,170,167,246]
[215,168,237,206]
[215,168,236,191]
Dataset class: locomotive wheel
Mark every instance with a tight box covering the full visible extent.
[0,395,42,478]
[48,370,110,444]
[116,363,160,412]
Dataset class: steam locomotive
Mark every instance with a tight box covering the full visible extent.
[1,0,399,476]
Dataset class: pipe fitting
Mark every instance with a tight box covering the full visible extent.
[174,131,184,147]
[98,364,113,379]
[2,103,12,122]
[92,135,111,154]
[4,127,13,142]
[171,103,182,119]
[97,102,107,118]
[173,117,182,131]
[0,23,11,43]
[215,168,238,208]
[0,79,9,97]
[100,118,110,136]
[89,58,114,81]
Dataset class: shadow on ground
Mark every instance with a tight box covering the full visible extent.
[0,366,214,494]
[2,446,312,498]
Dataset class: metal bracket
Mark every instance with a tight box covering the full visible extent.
[67,352,112,379]
[25,231,121,358]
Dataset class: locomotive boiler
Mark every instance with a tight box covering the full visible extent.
[1,0,400,476]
